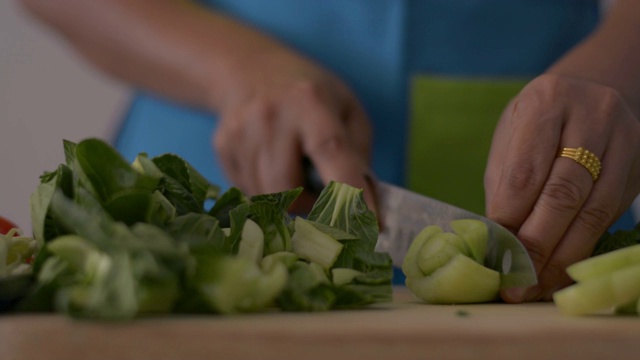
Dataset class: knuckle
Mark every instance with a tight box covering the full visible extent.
[290,79,325,103]
[504,161,543,192]
[531,74,565,99]
[248,97,275,124]
[539,175,587,214]
[597,86,624,119]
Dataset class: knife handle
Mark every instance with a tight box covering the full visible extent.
[302,157,325,194]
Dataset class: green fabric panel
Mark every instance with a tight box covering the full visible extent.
[408,76,528,215]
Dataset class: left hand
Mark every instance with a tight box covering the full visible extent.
[484,73,640,303]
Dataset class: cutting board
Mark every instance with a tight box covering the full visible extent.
[1,287,639,360]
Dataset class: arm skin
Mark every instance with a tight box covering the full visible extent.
[19,0,289,112]
[19,0,375,213]
[485,0,640,303]
[547,0,640,117]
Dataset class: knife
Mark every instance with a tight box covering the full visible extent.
[372,181,537,289]
[302,160,537,289]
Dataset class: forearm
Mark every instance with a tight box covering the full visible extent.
[546,0,640,118]
[19,0,287,111]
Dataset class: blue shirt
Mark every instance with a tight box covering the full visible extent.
[115,0,599,191]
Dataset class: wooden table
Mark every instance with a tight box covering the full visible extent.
[1,288,639,360]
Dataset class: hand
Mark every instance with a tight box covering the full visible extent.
[212,46,374,213]
[485,74,640,302]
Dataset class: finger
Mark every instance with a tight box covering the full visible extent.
[486,91,564,233]
[533,124,639,301]
[502,116,608,303]
[237,100,281,195]
[484,99,516,205]
[214,107,252,191]
[297,102,375,210]
[255,113,301,193]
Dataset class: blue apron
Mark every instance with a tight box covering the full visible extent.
[113,1,634,230]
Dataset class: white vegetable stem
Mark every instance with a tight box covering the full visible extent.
[566,243,640,282]
[237,218,265,264]
[406,254,500,304]
[554,263,640,316]
[291,217,343,270]
[402,220,500,304]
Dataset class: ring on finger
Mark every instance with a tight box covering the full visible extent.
[558,147,601,181]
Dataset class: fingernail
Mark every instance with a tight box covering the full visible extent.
[503,287,534,303]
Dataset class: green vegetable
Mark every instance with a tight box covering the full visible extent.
[332,268,363,286]
[0,228,38,277]
[591,222,640,257]
[567,243,640,282]
[291,217,344,270]
[553,243,640,316]
[237,218,265,264]
[0,138,392,318]
[407,254,500,304]
[402,219,500,304]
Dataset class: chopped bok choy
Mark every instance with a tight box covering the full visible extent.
[0,138,392,318]
[402,219,500,304]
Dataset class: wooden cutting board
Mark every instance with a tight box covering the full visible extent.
[1,287,639,360]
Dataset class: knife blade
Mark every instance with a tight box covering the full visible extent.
[373,181,537,289]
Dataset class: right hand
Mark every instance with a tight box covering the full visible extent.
[213,46,375,213]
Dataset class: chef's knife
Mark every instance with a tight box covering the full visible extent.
[373,181,537,289]
[302,160,537,289]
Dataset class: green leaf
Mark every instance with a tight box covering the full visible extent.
[62,139,78,168]
[166,213,231,257]
[152,154,219,208]
[592,226,640,257]
[156,176,203,215]
[208,187,248,228]
[249,188,302,254]
[75,138,158,204]
[104,189,154,226]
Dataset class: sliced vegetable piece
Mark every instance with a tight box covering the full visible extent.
[332,268,363,286]
[291,217,343,270]
[308,261,330,285]
[566,243,640,282]
[449,219,488,263]
[417,232,465,276]
[406,254,500,304]
[401,225,442,278]
[261,251,298,272]
[553,263,640,316]
[199,256,287,314]
[47,235,103,275]
[237,218,264,264]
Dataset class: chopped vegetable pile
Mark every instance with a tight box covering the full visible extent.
[0,138,392,318]
[553,245,640,316]
[554,224,640,316]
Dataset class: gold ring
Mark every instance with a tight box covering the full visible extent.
[558,147,601,181]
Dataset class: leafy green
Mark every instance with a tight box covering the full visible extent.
[592,222,640,257]
[307,181,380,269]
[0,138,391,318]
